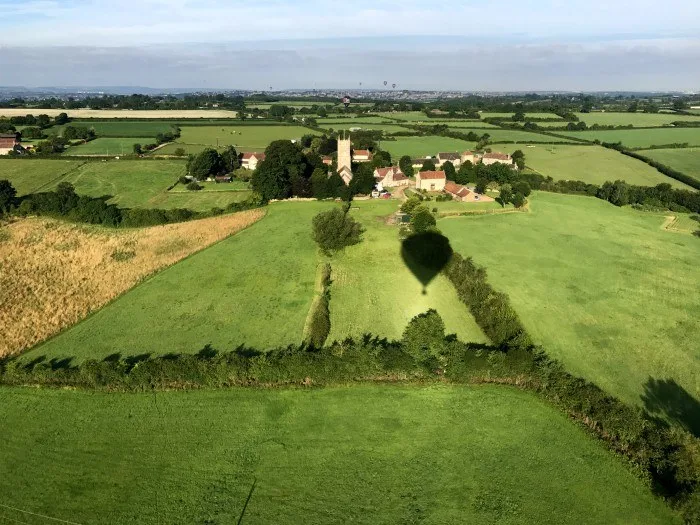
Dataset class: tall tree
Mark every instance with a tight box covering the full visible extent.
[442,161,456,181]
[251,140,311,201]
[399,155,414,178]
[0,179,17,215]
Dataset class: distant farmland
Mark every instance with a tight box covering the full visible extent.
[636,147,700,182]
[63,137,145,156]
[381,136,475,158]
[554,127,700,148]
[0,159,84,195]
[51,120,179,137]
[174,125,319,151]
[523,144,694,188]
[0,108,240,118]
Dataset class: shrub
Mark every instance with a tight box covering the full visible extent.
[186,181,202,191]
[174,148,186,157]
[402,309,446,363]
[410,205,436,233]
[312,206,364,255]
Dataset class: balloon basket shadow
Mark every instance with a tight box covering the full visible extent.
[400,232,453,292]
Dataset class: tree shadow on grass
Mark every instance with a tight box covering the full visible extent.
[641,377,700,437]
[400,231,453,295]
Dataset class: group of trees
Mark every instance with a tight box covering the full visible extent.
[311,204,364,255]
[185,146,239,180]
[401,197,437,233]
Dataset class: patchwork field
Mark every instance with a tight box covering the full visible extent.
[49,159,185,208]
[0,210,264,357]
[381,136,475,158]
[447,128,572,143]
[26,202,331,361]
[317,116,393,124]
[149,190,254,210]
[318,123,412,134]
[0,108,240,118]
[0,159,85,195]
[63,137,144,156]
[152,143,211,155]
[440,192,700,406]
[50,120,178,138]
[0,385,679,525]
[636,147,700,182]
[176,125,319,151]
[572,112,697,127]
[554,128,700,148]
[328,200,487,344]
[523,144,694,188]
[479,112,564,120]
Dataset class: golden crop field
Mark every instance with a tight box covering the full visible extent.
[0,209,264,357]
[0,108,239,119]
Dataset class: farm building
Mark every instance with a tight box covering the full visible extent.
[461,151,478,164]
[436,152,461,168]
[444,181,494,202]
[416,170,446,191]
[412,157,434,169]
[374,166,409,188]
[322,155,333,166]
[352,149,373,162]
[0,133,20,155]
[240,152,266,170]
[482,152,513,167]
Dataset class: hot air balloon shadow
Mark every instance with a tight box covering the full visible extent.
[400,231,453,295]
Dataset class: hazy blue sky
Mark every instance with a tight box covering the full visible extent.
[1,0,699,90]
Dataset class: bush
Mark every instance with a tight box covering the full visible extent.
[312,206,364,255]
[306,264,332,347]
[402,310,446,363]
[186,181,202,191]
[174,148,186,157]
[410,205,436,233]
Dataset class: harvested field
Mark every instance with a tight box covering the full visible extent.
[0,210,264,357]
[0,108,240,118]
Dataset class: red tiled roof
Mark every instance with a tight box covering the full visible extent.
[461,150,474,155]
[374,167,392,177]
[353,149,371,156]
[445,182,471,197]
[241,152,265,160]
[483,152,511,160]
[418,170,446,180]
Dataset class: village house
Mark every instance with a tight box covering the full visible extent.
[0,133,20,155]
[482,152,513,167]
[352,149,373,163]
[412,157,433,169]
[415,170,446,192]
[444,181,494,203]
[461,151,480,165]
[374,166,409,188]
[321,155,333,166]
[240,152,266,170]
[436,152,461,168]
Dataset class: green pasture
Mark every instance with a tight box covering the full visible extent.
[63,137,144,156]
[317,116,393,124]
[450,128,571,143]
[149,190,253,210]
[523,144,693,188]
[176,125,319,151]
[52,120,178,137]
[554,128,700,148]
[572,112,698,127]
[440,192,700,406]
[28,202,331,360]
[328,200,487,344]
[0,159,84,195]
[49,160,184,208]
[169,179,250,192]
[381,136,475,158]
[152,143,211,156]
[434,120,499,128]
[479,112,564,120]
[636,147,700,182]
[0,384,678,525]
[319,123,413,134]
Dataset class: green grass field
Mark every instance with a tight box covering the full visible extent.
[668,214,700,233]
[27,202,331,361]
[479,112,564,120]
[63,137,145,156]
[49,160,184,208]
[636,147,700,182]
[440,192,700,406]
[573,112,698,127]
[317,116,393,124]
[152,143,211,155]
[319,123,413,134]
[448,128,571,143]
[51,121,178,137]
[554,128,700,148]
[523,144,694,188]
[149,190,254,210]
[328,200,487,344]
[0,159,85,195]
[381,136,475,158]
[176,125,319,151]
[0,384,679,525]
[169,179,250,192]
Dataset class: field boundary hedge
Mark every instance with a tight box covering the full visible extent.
[303,263,332,347]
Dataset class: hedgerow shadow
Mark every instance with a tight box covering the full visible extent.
[641,377,700,437]
[400,231,453,294]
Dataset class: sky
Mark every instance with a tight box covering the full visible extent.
[1,0,699,91]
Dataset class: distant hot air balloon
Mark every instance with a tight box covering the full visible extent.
[383,81,388,86]
[342,96,351,108]
[392,83,396,89]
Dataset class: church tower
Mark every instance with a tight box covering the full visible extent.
[337,132,353,185]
